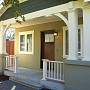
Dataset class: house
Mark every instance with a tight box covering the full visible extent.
[0,0,90,90]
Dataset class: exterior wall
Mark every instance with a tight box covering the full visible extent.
[64,60,90,90]
[15,21,65,69]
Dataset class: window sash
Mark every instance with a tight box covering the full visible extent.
[20,35,25,51]
[19,31,34,54]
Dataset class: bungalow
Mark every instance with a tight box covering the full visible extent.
[0,0,90,90]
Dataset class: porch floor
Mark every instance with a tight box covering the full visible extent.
[4,67,65,90]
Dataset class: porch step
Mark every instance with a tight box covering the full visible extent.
[9,76,44,90]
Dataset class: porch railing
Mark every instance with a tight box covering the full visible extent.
[5,55,18,73]
[42,59,64,82]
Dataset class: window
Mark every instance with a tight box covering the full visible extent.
[45,34,54,42]
[63,25,82,58]
[19,31,34,54]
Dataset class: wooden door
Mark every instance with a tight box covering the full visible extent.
[40,30,55,68]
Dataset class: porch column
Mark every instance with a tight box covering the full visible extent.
[67,9,78,60]
[0,22,6,54]
[82,8,90,61]
[0,22,6,74]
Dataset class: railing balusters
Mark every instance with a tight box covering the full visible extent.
[13,58,15,70]
[42,59,64,82]
[60,63,62,80]
[51,62,53,78]
[49,62,50,78]
[57,63,59,79]
[14,57,18,73]
[5,55,18,73]
[54,62,56,79]
[6,56,8,69]
[10,56,12,67]
[62,63,64,80]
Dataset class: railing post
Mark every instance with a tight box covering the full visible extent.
[9,56,12,67]
[42,59,48,80]
[14,57,18,73]
[5,56,8,69]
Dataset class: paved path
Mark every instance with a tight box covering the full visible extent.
[0,80,37,90]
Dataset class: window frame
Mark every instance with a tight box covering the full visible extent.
[19,31,34,54]
[63,25,83,59]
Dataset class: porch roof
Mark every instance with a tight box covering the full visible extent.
[0,0,75,21]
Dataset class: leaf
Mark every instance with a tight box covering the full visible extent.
[2,0,25,24]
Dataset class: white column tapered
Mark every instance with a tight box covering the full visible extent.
[0,21,6,54]
[67,9,78,60]
[82,8,90,61]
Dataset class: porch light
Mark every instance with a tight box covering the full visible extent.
[54,32,58,36]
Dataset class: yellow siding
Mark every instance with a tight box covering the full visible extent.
[15,21,65,69]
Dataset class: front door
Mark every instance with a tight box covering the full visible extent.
[40,30,55,68]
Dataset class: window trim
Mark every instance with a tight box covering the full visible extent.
[19,31,34,54]
[63,25,83,59]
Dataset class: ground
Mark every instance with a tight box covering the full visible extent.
[0,75,36,90]
[0,75,50,90]
[0,80,37,90]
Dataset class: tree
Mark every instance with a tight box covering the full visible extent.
[2,0,25,24]
[6,29,15,40]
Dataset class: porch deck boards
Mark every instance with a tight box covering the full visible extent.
[4,67,64,90]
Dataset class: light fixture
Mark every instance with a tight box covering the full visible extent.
[54,32,58,36]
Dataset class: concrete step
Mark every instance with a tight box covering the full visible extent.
[9,76,44,90]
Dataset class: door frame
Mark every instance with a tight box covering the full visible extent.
[40,30,55,69]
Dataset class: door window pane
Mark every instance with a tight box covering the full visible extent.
[45,34,54,42]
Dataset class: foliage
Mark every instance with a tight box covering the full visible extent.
[2,0,25,24]
[6,28,15,40]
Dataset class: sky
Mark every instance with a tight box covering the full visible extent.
[0,0,3,9]
[6,28,15,39]
[0,0,3,4]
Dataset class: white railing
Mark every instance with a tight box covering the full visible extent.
[42,59,64,82]
[5,55,18,73]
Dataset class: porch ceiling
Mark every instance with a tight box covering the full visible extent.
[11,9,83,28]
[11,15,61,28]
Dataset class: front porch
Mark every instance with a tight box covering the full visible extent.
[4,67,64,90]
[4,55,64,90]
